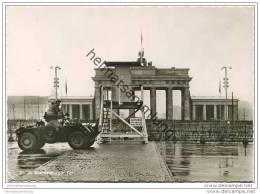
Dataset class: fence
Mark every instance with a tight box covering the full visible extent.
[7,119,254,143]
[146,120,253,143]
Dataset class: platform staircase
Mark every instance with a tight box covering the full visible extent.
[97,86,148,144]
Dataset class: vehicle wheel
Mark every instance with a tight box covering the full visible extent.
[18,132,39,151]
[68,131,86,149]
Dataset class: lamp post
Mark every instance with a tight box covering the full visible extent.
[50,65,61,100]
[221,66,232,120]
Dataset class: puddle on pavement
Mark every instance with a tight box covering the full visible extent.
[7,142,71,181]
[8,142,254,182]
[162,142,254,182]
[17,149,60,169]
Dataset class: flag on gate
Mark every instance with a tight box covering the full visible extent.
[65,78,68,95]
[219,79,221,96]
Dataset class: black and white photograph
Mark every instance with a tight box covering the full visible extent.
[1,1,258,193]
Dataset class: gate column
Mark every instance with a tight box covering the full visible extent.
[203,104,206,121]
[214,105,217,120]
[94,86,101,119]
[181,87,191,120]
[166,87,173,120]
[150,87,157,117]
[192,105,196,120]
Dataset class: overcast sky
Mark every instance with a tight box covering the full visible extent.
[6,5,255,106]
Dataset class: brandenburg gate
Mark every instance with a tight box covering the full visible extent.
[92,59,192,121]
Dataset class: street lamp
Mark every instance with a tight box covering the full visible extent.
[221,66,232,120]
[50,65,61,100]
[221,66,232,99]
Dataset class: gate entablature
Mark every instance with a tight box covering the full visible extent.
[92,61,192,120]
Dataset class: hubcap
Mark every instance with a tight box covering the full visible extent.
[72,135,83,146]
[21,135,33,148]
[23,138,31,145]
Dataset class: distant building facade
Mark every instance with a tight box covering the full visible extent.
[7,96,94,121]
[58,96,94,120]
[191,96,239,121]
[7,96,49,120]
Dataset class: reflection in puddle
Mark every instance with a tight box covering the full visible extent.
[17,149,60,169]
[163,142,254,182]
[218,157,234,177]
[8,143,73,181]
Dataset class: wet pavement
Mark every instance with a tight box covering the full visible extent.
[7,142,72,181]
[8,142,173,182]
[157,141,254,182]
[7,141,254,182]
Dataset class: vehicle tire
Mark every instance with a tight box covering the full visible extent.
[68,131,87,149]
[18,132,39,151]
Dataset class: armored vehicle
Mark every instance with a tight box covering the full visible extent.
[15,99,99,151]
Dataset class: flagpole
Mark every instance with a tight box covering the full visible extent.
[65,77,68,113]
[219,78,221,97]
[60,81,63,105]
[140,32,143,65]
[140,32,145,66]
